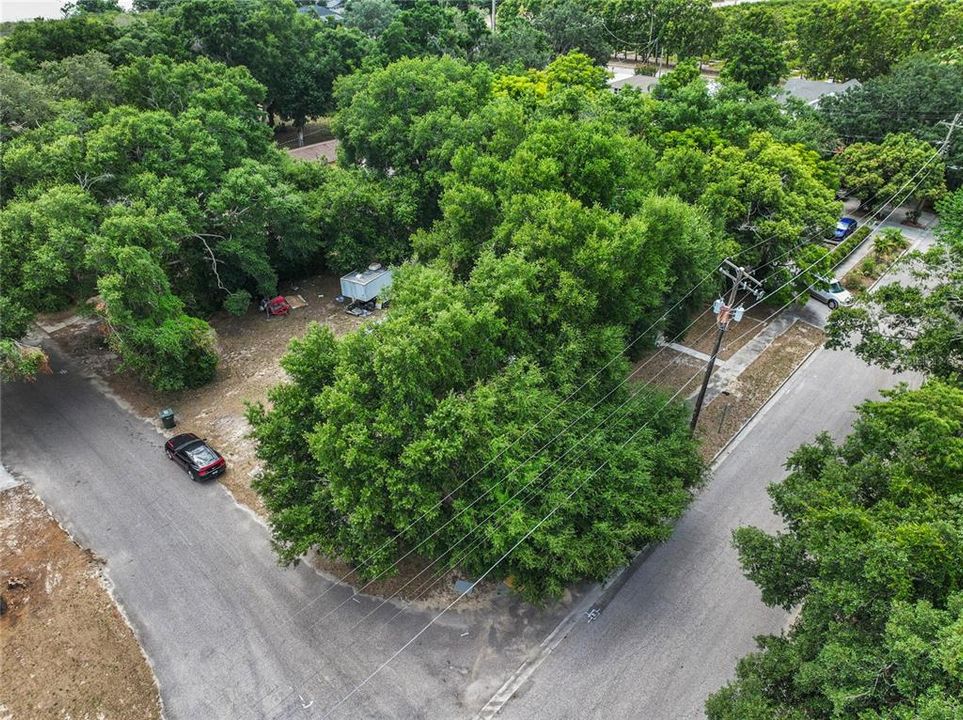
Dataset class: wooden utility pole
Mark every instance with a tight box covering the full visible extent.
[689,262,763,432]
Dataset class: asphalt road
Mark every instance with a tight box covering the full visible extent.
[0,346,571,720]
[491,223,934,720]
[3,218,933,720]
[494,345,914,720]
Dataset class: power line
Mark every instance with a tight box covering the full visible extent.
[344,319,727,634]
[253,156,918,662]
[274,231,794,620]
[275,267,719,622]
[318,212,876,633]
[268,232,791,627]
[316,365,707,719]
[744,148,946,314]
[253,98,954,719]
[257,214,872,714]
[333,269,870,712]
[231,229,803,700]
[252,316,722,716]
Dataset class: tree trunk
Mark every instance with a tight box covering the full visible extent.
[297,124,304,148]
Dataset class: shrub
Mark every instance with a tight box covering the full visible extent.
[872,227,908,259]
[224,289,251,316]
[98,246,219,391]
[110,315,219,391]
[0,339,50,381]
[829,225,871,264]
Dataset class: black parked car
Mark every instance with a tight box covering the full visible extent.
[164,433,226,482]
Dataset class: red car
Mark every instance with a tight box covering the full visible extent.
[164,433,226,482]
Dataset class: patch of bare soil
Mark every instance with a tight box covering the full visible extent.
[0,485,161,720]
[630,347,706,395]
[696,321,825,460]
[305,550,502,612]
[274,118,335,148]
[47,275,372,515]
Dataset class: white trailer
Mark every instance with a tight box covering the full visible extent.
[339,264,392,303]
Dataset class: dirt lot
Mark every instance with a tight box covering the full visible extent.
[45,274,372,514]
[0,485,161,720]
[630,316,824,462]
[629,302,772,396]
[630,348,706,395]
[696,321,825,460]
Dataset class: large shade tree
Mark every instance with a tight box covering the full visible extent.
[719,30,787,93]
[249,232,708,602]
[796,0,900,81]
[838,133,946,219]
[707,381,963,719]
[820,56,963,182]
[0,54,320,388]
[249,54,731,600]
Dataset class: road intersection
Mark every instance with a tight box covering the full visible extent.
[2,221,933,719]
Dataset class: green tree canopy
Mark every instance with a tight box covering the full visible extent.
[838,133,946,212]
[332,55,493,223]
[37,50,117,109]
[378,0,487,61]
[600,0,717,63]
[169,0,371,128]
[0,185,100,314]
[0,65,54,135]
[61,0,122,15]
[0,14,119,71]
[343,0,400,38]
[0,53,313,388]
[535,0,611,66]
[707,381,963,719]
[820,55,963,182]
[249,258,705,602]
[0,340,50,382]
[796,0,899,81]
[98,245,219,390]
[719,30,788,93]
[311,167,419,273]
[479,17,552,70]
[655,130,840,289]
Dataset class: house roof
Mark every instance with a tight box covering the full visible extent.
[287,139,339,164]
[780,77,861,106]
[610,74,661,92]
[297,4,342,18]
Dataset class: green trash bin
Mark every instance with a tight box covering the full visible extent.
[160,408,176,429]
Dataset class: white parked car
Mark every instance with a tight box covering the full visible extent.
[809,277,853,310]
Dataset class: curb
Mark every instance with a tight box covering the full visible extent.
[474,320,825,720]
